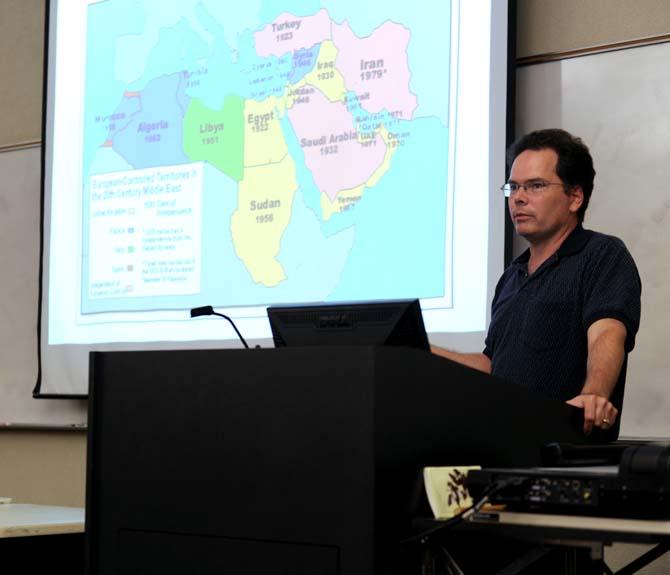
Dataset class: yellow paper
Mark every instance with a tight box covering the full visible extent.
[423,466,481,519]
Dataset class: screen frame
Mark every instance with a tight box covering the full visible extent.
[35,0,516,398]
[268,299,430,350]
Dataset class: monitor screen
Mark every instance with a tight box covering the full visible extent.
[267,299,429,350]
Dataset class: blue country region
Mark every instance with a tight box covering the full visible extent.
[112,73,191,169]
[287,47,318,83]
[104,97,141,141]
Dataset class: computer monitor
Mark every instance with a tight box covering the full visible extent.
[267,299,430,350]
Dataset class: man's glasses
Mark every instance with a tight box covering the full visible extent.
[500,181,565,198]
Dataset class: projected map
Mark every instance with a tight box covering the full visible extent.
[82,1,452,312]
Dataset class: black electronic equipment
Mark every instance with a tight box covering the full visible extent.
[619,443,670,491]
[267,299,430,350]
[467,443,670,519]
[540,441,639,467]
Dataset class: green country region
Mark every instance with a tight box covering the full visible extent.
[183,95,245,181]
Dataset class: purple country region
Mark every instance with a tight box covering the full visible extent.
[287,46,319,83]
[287,86,386,202]
[112,73,190,168]
[332,20,417,119]
[254,9,331,58]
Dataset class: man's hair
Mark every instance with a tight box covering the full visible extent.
[507,129,595,222]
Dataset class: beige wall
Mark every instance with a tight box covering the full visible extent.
[0,430,86,506]
[517,0,670,58]
[0,0,669,512]
[0,0,44,149]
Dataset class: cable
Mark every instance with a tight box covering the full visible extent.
[400,477,518,545]
[190,305,250,349]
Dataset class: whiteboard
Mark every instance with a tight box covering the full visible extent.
[516,41,670,438]
[0,145,87,426]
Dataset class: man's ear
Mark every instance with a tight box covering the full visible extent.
[569,186,584,214]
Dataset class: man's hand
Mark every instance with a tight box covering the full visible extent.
[566,393,618,434]
[567,318,627,434]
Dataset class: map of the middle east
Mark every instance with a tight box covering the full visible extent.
[82,1,453,313]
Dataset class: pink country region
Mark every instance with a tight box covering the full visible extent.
[254,9,331,58]
[332,20,417,119]
[287,87,386,201]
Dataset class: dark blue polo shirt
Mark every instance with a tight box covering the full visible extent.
[483,224,641,408]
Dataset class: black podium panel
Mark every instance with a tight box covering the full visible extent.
[86,346,585,574]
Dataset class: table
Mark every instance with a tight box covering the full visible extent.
[416,510,670,574]
[0,503,85,573]
[0,503,85,537]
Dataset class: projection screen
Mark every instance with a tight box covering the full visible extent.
[38,0,509,396]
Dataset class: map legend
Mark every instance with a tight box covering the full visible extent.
[87,163,203,299]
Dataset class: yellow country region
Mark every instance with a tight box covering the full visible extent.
[321,125,397,221]
[321,184,365,221]
[243,96,288,166]
[230,155,298,286]
[288,41,347,106]
[365,125,396,186]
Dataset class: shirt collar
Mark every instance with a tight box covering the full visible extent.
[512,224,591,267]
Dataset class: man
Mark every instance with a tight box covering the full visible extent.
[433,129,641,435]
